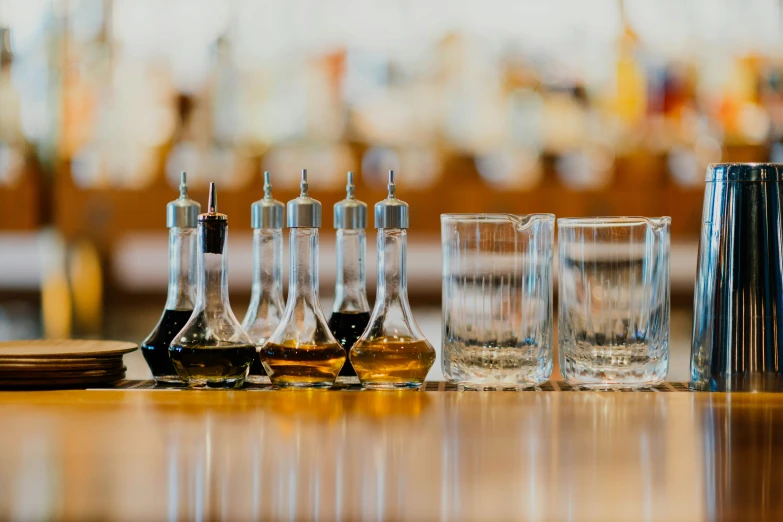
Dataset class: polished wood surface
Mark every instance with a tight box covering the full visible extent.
[0,390,780,521]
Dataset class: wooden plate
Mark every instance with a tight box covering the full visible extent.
[0,356,125,367]
[0,367,127,380]
[0,360,125,372]
[0,340,137,359]
[0,370,127,389]
[0,358,125,371]
[0,377,125,389]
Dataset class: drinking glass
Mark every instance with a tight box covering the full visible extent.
[558,217,670,388]
[441,213,555,388]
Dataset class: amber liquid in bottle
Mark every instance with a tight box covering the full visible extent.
[262,341,346,386]
[351,335,436,386]
[262,172,346,388]
[349,173,436,389]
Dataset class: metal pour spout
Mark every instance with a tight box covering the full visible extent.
[208,182,217,213]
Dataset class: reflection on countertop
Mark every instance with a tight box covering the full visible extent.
[0,390,780,520]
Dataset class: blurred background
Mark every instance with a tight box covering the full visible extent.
[2,0,783,380]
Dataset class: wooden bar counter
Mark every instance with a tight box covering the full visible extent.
[0,388,781,521]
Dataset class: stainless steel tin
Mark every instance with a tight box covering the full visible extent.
[690,163,783,391]
[251,172,284,229]
[286,169,322,228]
[374,170,409,229]
[166,172,201,229]
[334,172,367,229]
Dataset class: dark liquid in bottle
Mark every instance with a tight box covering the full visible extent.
[141,309,194,379]
[169,344,256,388]
[328,311,370,377]
[249,350,266,376]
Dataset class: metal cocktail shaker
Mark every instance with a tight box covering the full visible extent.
[691,163,783,391]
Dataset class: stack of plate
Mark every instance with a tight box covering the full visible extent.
[0,340,137,389]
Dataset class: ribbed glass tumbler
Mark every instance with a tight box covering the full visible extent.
[441,214,555,389]
[558,217,671,388]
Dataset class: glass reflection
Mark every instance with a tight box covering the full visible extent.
[702,395,783,520]
[555,393,701,520]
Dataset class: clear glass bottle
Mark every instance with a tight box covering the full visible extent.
[141,172,200,383]
[242,172,285,380]
[170,183,256,388]
[328,172,371,378]
[350,171,436,389]
[0,27,24,187]
[261,169,346,388]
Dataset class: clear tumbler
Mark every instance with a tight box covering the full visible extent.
[558,217,671,388]
[441,213,555,389]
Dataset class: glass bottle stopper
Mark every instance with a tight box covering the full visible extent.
[374,170,409,229]
[287,169,322,228]
[167,171,201,229]
[251,171,284,229]
[334,171,367,229]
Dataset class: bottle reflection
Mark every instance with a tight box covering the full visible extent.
[164,412,265,520]
[346,392,436,520]
[151,393,438,519]
[703,396,783,520]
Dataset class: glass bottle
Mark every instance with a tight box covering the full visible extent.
[242,172,285,381]
[170,183,255,388]
[328,172,371,378]
[261,169,346,388]
[350,171,436,389]
[141,172,200,383]
[0,27,24,187]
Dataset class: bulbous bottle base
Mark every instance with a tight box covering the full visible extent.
[181,377,247,389]
[350,337,436,389]
[270,379,335,389]
[262,341,345,388]
[153,375,183,384]
[170,344,255,389]
[360,380,424,390]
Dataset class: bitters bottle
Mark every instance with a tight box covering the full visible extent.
[328,172,371,377]
[261,169,346,387]
[350,171,436,389]
[141,172,200,383]
[169,183,256,388]
[242,172,285,380]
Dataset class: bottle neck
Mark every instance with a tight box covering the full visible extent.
[195,222,230,312]
[250,228,283,302]
[375,228,410,309]
[164,227,198,310]
[287,228,320,303]
[333,228,369,313]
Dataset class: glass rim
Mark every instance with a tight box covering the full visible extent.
[441,213,555,222]
[557,216,671,227]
